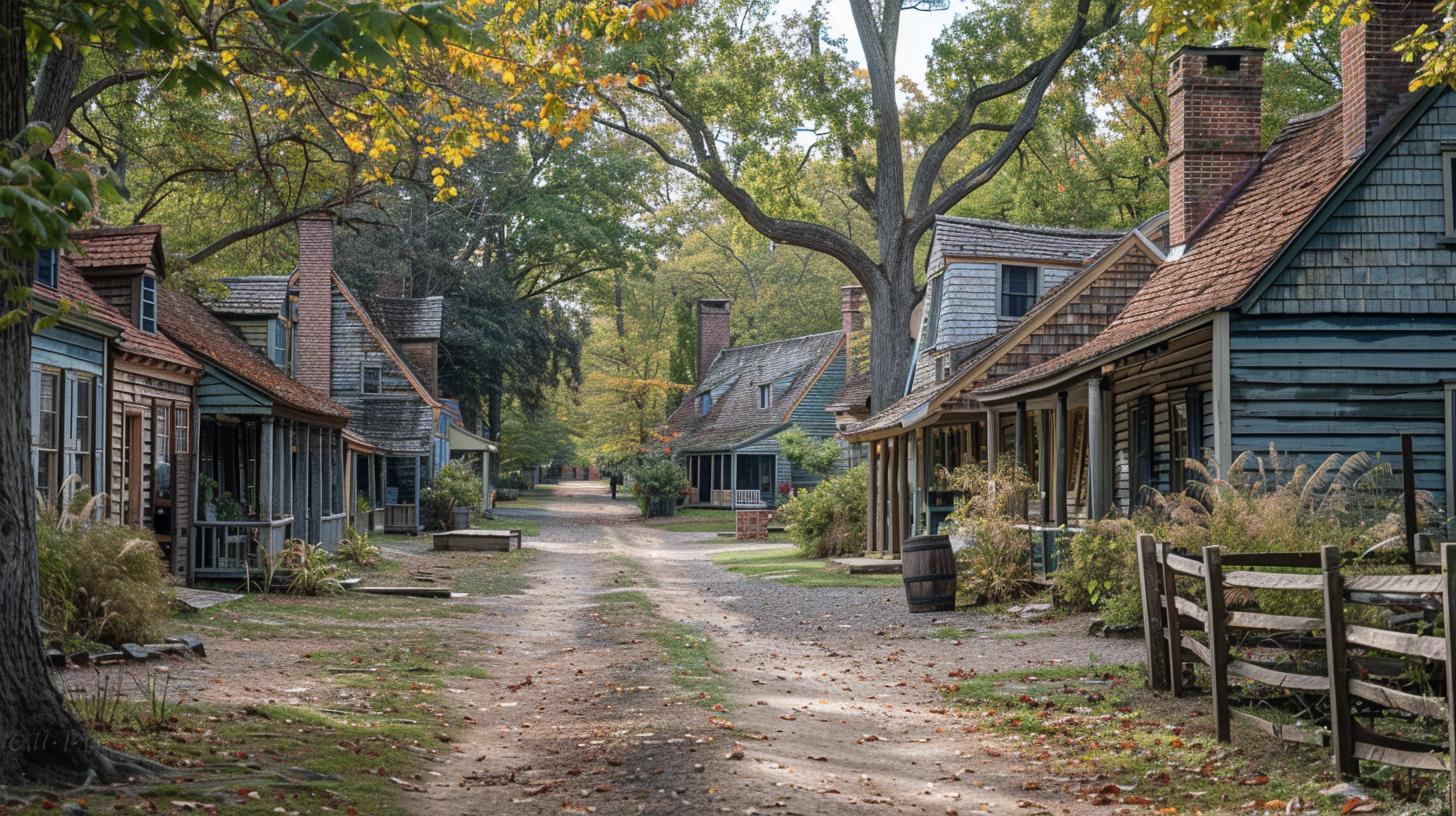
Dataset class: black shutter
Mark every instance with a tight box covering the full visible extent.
[1185,386,1203,462]
[1136,395,1154,498]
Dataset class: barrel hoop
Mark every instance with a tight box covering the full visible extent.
[907,595,957,606]
[903,539,951,552]
[904,573,957,583]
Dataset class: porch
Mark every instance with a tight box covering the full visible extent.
[684,452,777,509]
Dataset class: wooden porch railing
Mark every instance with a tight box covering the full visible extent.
[1136,533,1456,810]
[734,489,767,508]
[193,518,291,577]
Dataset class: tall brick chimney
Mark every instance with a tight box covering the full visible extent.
[840,285,865,374]
[295,214,335,395]
[696,299,731,383]
[1167,46,1265,247]
[1342,0,1432,159]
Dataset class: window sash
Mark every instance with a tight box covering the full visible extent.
[174,407,190,454]
[34,249,57,289]
[139,276,158,333]
[1000,265,1039,318]
[759,384,771,409]
[1444,149,1456,238]
[361,363,382,394]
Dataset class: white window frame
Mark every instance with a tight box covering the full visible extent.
[935,356,952,383]
[758,383,771,409]
[997,264,1041,319]
[1443,145,1456,238]
[699,392,712,416]
[361,362,383,395]
[138,275,158,333]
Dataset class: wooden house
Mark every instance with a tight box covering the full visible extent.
[968,11,1456,538]
[158,286,351,581]
[842,217,1165,555]
[68,226,205,574]
[210,276,296,373]
[29,252,121,514]
[663,298,851,509]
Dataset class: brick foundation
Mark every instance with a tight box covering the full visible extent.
[736,509,774,541]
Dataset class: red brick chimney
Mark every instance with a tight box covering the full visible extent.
[696,299,731,382]
[840,285,865,374]
[1167,46,1265,247]
[1342,0,1432,159]
[295,214,335,395]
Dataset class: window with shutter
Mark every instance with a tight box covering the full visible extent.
[36,369,60,504]
[139,276,158,333]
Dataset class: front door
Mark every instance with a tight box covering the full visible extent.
[124,412,144,525]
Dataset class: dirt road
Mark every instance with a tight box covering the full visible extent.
[412,481,1138,815]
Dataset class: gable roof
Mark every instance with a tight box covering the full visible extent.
[370,296,444,341]
[214,276,291,316]
[931,216,1122,265]
[41,251,201,373]
[975,105,1351,399]
[322,274,441,408]
[845,223,1166,439]
[664,330,844,452]
[158,287,350,422]
[69,225,163,271]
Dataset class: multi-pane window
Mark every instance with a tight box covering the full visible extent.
[154,402,173,499]
[1170,400,1188,493]
[361,363,382,395]
[922,275,944,348]
[759,384,772,409]
[35,371,60,502]
[174,406,189,454]
[699,392,712,416]
[1443,147,1456,237]
[269,320,287,368]
[34,249,57,289]
[138,276,158,333]
[71,377,92,501]
[1000,265,1039,318]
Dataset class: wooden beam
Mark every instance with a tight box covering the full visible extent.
[897,433,910,553]
[1013,402,1026,468]
[867,440,879,554]
[1054,392,1068,527]
[1212,312,1231,471]
[1322,545,1357,777]
[985,409,999,471]
[1087,376,1104,520]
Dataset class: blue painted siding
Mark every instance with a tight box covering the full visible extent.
[1229,314,1456,497]
[787,350,848,486]
[33,325,106,375]
[195,364,272,414]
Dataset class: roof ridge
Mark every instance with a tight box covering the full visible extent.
[71,224,162,237]
[934,214,1125,237]
[717,329,842,355]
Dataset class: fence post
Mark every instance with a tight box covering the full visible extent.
[1162,541,1185,696]
[1201,545,1231,743]
[1320,544,1357,777]
[1442,542,1456,815]
[1137,534,1170,691]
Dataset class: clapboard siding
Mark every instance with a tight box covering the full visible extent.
[106,365,195,573]
[33,326,106,373]
[195,364,272,413]
[1229,314,1456,496]
[329,290,435,455]
[786,349,847,487]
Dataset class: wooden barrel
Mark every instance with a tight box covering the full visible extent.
[902,534,957,613]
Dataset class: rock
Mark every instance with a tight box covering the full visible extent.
[92,651,125,665]
[68,650,91,666]
[165,634,206,657]
[1320,782,1368,799]
[46,649,66,668]
[121,643,152,661]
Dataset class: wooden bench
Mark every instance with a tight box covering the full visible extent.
[432,528,523,552]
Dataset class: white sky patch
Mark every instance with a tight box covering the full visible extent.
[775,0,962,90]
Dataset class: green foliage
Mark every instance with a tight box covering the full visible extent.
[279,539,344,596]
[420,460,483,531]
[627,454,689,519]
[37,507,173,648]
[498,403,578,474]
[496,472,533,492]
[777,426,841,478]
[1054,518,1139,613]
[941,456,1042,607]
[777,464,868,558]
[337,527,382,568]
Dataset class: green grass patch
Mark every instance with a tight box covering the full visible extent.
[711,547,902,589]
[942,664,1400,813]
[606,554,655,588]
[447,547,537,596]
[987,629,1056,640]
[477,514,541,537]
[591,591,727,708]
[931,626,972,639]
[647,508,737,533]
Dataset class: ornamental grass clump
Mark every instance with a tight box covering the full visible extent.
[940,456,1039,606]
[37,487,173,648]
[778,464,867,558]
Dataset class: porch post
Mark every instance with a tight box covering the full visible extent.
[878,439,891,553]
[260,418,275,524]
[293,424,307,537]
[413,455,421,530]
[896,433,910,553]
[861,440,873,553]
[1055,391,1069,527]
[1038,410,1052,522]
[730,453,738,510]
[985,409,999,471]
[887,436,899,555]
[1014,402,1026,468]
[311,428,324,543]
[1087,376,1105,520]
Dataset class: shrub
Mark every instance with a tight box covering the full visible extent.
[421,460,483,531]
[280,539,344,596]
[497,472,533,491]
[1053,518,1139,613]
[627,453,689,519]
[777,426,841,478]
[778,464,867,558]
[939,456,1040,607]
[38,504,172,648]
[337,526,381,568]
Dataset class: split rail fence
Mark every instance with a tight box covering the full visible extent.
[1135,533,1456,808]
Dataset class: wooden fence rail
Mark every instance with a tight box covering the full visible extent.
[1136,533,1456,810]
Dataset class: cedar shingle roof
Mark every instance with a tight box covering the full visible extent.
[69,225,161,270]
[158,287,350,422]
[844,332,1007,436]
[214,276,290,315]
[40,254,201,373]
[663,331,844,453]
[826,371,872,414]
[977,106,1349,397]
[933,216,1121,263]
[370,296,444,341]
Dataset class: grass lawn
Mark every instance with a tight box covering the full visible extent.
[942,663,1419,813]
[645,507,737,533]
[711,547,902,589]
[477,513,541,537]
[13,547,537,816]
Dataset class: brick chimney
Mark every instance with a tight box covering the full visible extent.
[295,214,335,395]
[840,285,865,374]
[696,299,731,382]
[1342,0,1432,159]
[1167,46,1265,247]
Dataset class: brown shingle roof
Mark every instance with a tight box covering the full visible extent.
[69,225,162,270]
[663,331,844,452]
[977,106,1350,397]
[39,255,201,373]
[158,287,349,422]
[214,276,291,315]
[370,296,444,341]
[933,216,1122,263]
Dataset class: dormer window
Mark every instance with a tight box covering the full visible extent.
[698,392,712,416]
[758,383,772,409]
[138,276,157,333]
[33,249,57,289]
[936,356,952,383]
[361,363,382,395]
[1000,265,1038,318]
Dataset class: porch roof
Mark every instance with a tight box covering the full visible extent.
[213,275,290,316]
[973,104,1351,400]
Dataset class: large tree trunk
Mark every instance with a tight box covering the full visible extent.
[0,2,160,784]
[863,254,918,412]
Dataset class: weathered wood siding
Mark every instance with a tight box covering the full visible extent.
[106,363,194,574]
[784,348,848,487]
[1108,329,1214,515]
[329,290,435,455]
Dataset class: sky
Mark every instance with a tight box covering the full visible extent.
[775,0,962,89]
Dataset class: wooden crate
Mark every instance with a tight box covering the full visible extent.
[432,528,522,552]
